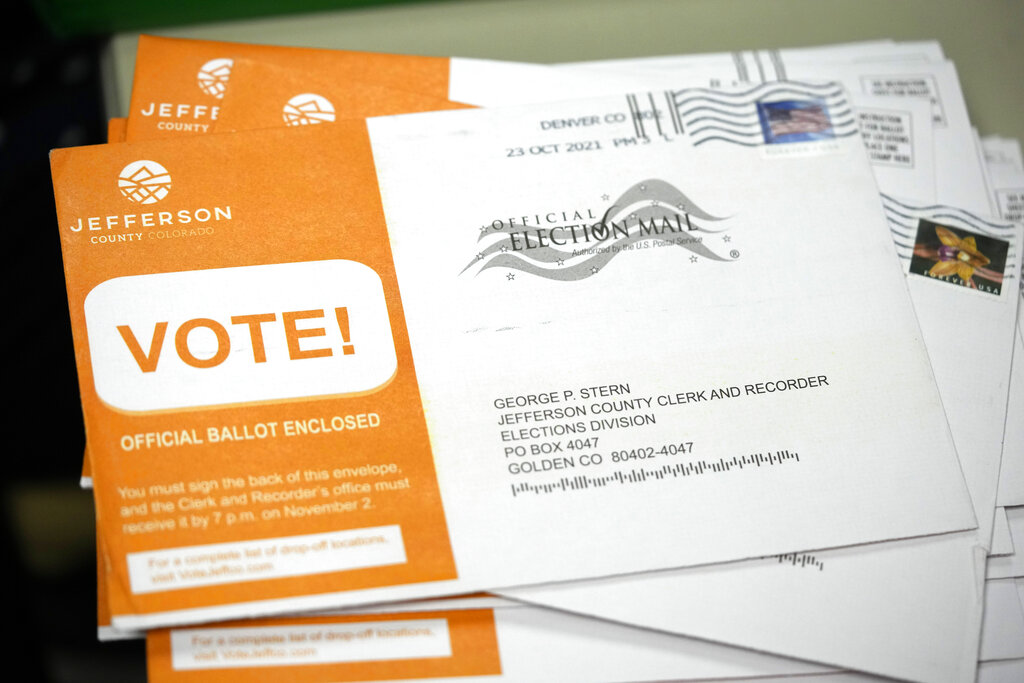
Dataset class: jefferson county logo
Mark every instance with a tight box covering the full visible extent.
[118,160,172,204]
[197,58,233,99]
[282,93,336,126]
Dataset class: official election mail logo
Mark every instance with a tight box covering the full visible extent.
[118,160,172,204]
[909,219,1009,296]
[83,260,397,412]
[196,58,233,99]
[756,99,835,144]
[283,93,336,126]
[463,179,738,281]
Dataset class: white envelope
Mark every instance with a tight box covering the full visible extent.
[988,507,1024,579]
[501,197,1022,683]
[1001,332,1024,507]
[448,41,946,108]
[151,605,837,682]
[59,83,975,632]
[438,54,1014,683]
[451,59,987,213]
[561,61,983,210]
[979,659,1024,683]
[691,663,1024,683]
[849,92,935,202]
[560,40,945,77]
[979,578,1024,661]
[981,136,1024,509]
[368,83,976,566]
[992,507,1016,557]
[980,136,1024,223]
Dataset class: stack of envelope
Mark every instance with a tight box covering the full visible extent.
[51,35,1024,682]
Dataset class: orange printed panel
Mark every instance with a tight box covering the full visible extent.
[82,446,91,485]
[214,58,472,134]
[126,35,451,141]
[88,62,467,489]
[96,528,111,630]
[53,121,456,620]
[98,512,502,634]
[148,610,502,683]
[108,117,127,143]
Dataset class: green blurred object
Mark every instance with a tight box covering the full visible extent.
[30,0,435,36]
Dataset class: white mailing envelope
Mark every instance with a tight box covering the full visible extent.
[433,55,1014,683]
[500,194,1022,683]
[149,604,837,682]
[992,507,1016,557]
[988,507,1024,579]
[61,82,974,634]
[981,136,1024,508]
[451,59,986,213]
[62,82,978,632]
[559,40,945,75]
[449,40,945,108]
[849,92,935,202]
[979,578,1024,662]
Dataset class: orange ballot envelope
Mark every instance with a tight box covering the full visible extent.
[124,35,451,141]
[210,58,472,134]
[144,607,837,683]
[54,84,977,631]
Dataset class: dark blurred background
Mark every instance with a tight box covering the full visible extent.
[1,3,127,682]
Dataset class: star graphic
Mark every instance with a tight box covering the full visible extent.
[479,226,489,233]
[601,194,610,201]
[639,184,647,192]
[651,199,659,206]
[506,273,515,281]
[629,213,637,220]
[676,203,686,210]
[476,252,484,260]
[557,258,565,266]
[690,255,698,263]
[590,266,599,274]
[500,245,508,253]
[722,235,731,242]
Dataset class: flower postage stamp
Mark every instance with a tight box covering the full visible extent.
[909,218,1010,296]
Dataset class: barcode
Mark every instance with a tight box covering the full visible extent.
[775,552,825,571]
[510,449,799,497]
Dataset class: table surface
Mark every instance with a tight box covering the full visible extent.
[102,0,1024,145]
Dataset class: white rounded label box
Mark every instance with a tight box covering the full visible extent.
[84,260,398,412]
[170,618,451,670]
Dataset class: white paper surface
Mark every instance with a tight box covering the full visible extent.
[1001,335,1024,507]
[368,86,976,580]
[97,83,977,633]
[992,507,1016,557]
[162,606,837,682]
[850,93,935,202]
[501,198,1022,683]
[988,507,1024,579]
[444,51,1014,683]
[979,659,1024,683]
[982,136,1024,509]
[452,59,987,213]
[559,40,944,73]
[979,578,1024,661]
